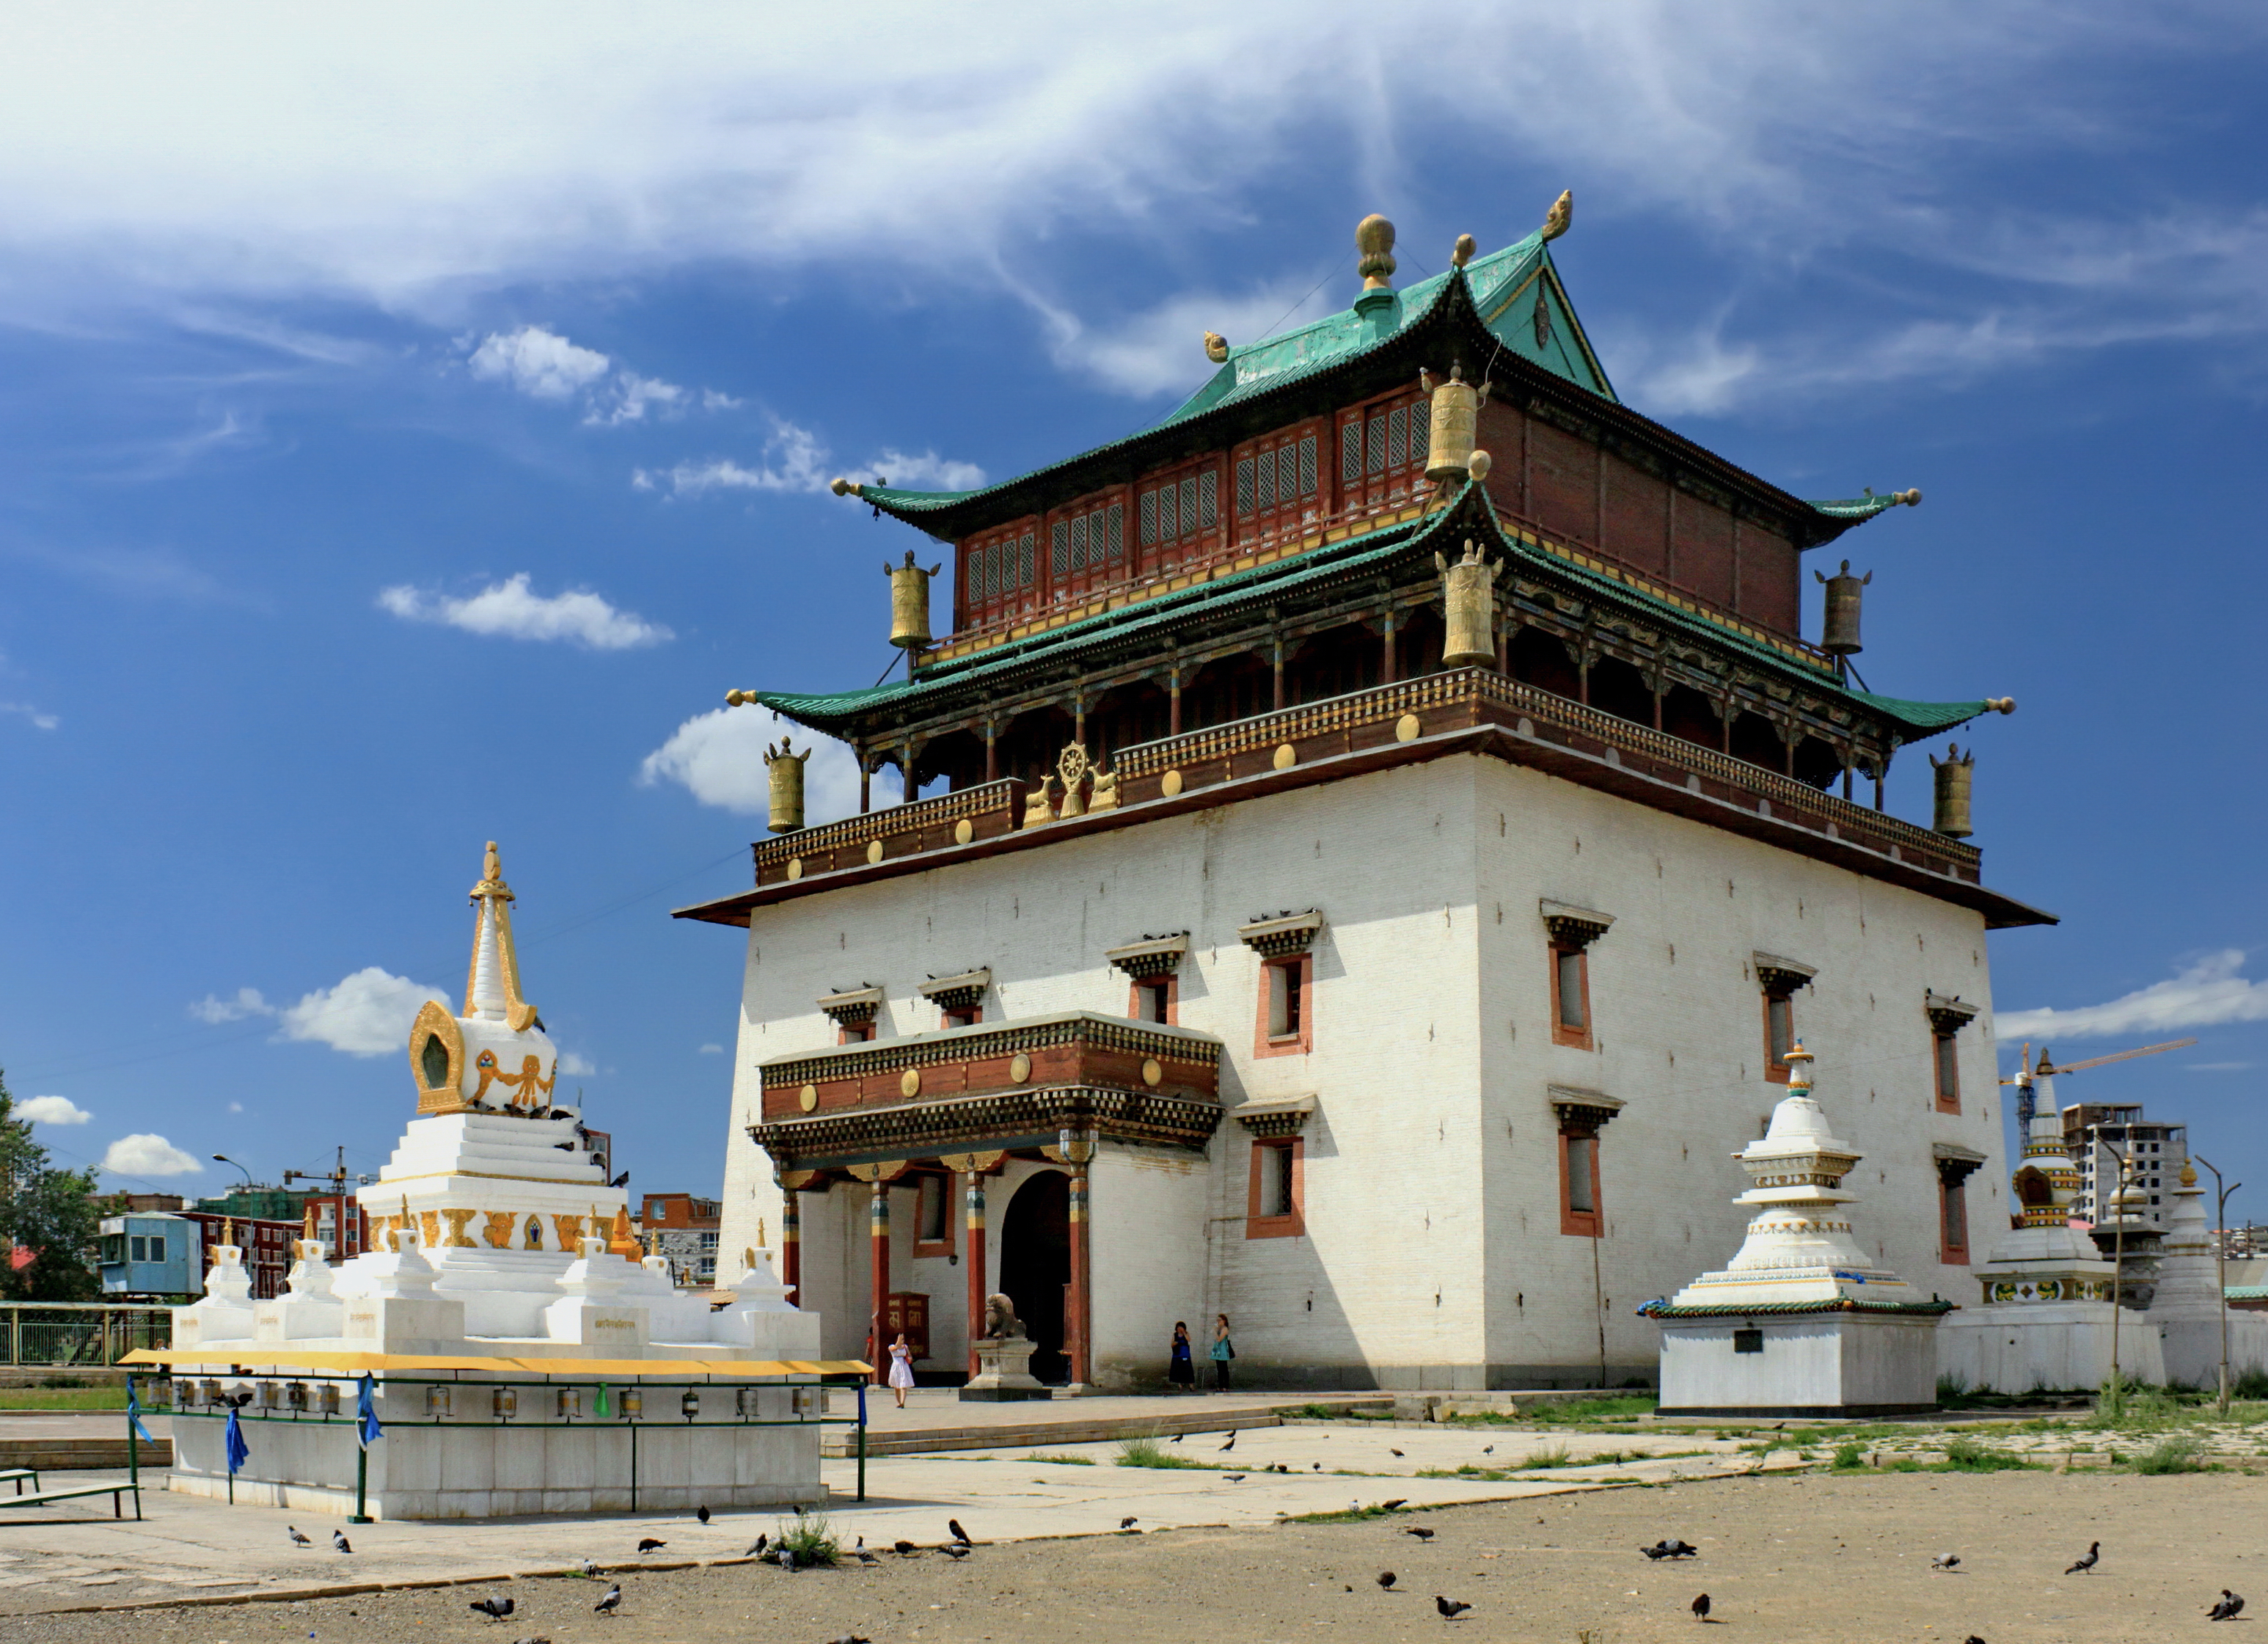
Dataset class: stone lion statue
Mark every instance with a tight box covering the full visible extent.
[983,1293,1025,1340]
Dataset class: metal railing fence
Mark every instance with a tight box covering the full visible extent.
[0,1304,174,1367]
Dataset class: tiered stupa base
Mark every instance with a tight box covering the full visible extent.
[1656,1304,1944,1417]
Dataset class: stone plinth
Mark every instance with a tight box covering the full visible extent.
[1656,1307,1943,1417]
[960,1337,1050,1402]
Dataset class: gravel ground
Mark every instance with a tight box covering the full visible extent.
[8,1468,2264,1644]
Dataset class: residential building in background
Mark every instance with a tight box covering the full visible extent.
[640,1193,721,1287]
[2063,1101,2188,1230]
[178,1211,299,1299]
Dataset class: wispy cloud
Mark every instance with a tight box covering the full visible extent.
[378,573,672,650]
[190,986,271,1023]
[698,1042,724,1055]
[1997,950,2268,1042]
[17,1095,91,1125]
[196,969,450,1058]
[0,701,58,731]
[1043,277,1344,399]
[2186,1061,2256,1073]
[638,704,877,823]
[468,325,610,400]
[636,418,982,498]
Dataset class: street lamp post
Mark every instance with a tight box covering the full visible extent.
[2195,1155,2242,1417]
[212,1155,255,1189]
[2104,1140,2132,1417]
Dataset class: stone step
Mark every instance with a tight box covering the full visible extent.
[820,1396,1391,1456]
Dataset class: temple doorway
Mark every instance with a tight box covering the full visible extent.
[998,1170,1070,1384]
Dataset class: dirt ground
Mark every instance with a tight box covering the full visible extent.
[12,1469,2264,1644]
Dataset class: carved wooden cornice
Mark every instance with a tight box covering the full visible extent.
[750,1084,1222,1168]
[1752,951,1818,998]
[1540,899,1614,949]
[1105,934,1190,980]
[758,1009,1220,1092]
[1549,1084,1625,1134]
[1237,910,1324,957]
[1925,991,1981,1036]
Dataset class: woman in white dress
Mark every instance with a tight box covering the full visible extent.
[886,1333,916,1409]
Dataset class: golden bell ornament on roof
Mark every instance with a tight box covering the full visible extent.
[1930,743,1975,839]
[1435,539,1501,668]
[1424,363,1490,484]
[886,550,941,650]
[764,736,811,835]
[1815,559,1871,656]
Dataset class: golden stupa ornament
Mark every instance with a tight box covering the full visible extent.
[1435,539,1502,668]
[466,842,538,1034]
[1540,189,1573,242]
[1356,214,1397,289]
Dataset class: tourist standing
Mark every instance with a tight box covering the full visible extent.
[1167,1321,1195,1392]
[886,1332,915,1409]
[1210,1314,1234,1392]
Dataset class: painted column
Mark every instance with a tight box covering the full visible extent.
[1066,1165,1092,1387]
[1381,609,1398,684]
[1168,665,1182,735]
[780,1189,801,1308]
[901,741,917,804]
[983,720,998,783]
[868,1183,890,1386]
[1271,636,1285,711]
[964,1174,987,1381]
[857,745,871,814]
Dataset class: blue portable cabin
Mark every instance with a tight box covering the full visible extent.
[98,1213,196,1299]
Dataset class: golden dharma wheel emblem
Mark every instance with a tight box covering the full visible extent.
[954,817,974,845]
[900,1067,921,1098]
[798,1083,818,1113]
[1009,1052,1031,1084]
[786,858,804,880]
[1161,769,1184,797]
[1272,743,1297,770]
[1395,712,1421,742]
[866,839,884,866]
[1141,1057,1163,1088]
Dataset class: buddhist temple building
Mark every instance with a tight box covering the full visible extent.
[678,199,2050,1391]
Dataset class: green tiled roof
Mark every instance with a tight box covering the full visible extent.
[745,485,1997,746]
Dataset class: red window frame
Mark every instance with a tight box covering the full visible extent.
[1245,1136,1304,1238]
[941,1001,982,1030]
[1231,420,1328,549]
[1548,943,1592,1051]
[1559,1126,1603,1238]
[1932,1028,1961,1114]
[911,1171,956,1260]
[1129,974,1178,1026]
[1338,387,1429,519]
[1135,456,1223,577]
[838,1019,877,1046]
[1763,990,1796,1084]
[1046,488,1130,604]
[1254,953,1313,1058]
[958,515,1040,630]
[1939,1173,1970,1265]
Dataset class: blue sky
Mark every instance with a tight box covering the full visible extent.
[2,5,2266,1221]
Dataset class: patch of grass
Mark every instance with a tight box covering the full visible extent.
[1518,1444,1573,1469]
[2126,1434,2206,1475]
[1116,1435,1207,1469]
[2234,1367,2268,1401]
[1017,1451,1094,1464]
[1277,1501,1411,1524]
[1941,1436,2040,1473]
[1831,1442,1868,1471]
[772,1509,839,1567]
[0,1387,129,1410]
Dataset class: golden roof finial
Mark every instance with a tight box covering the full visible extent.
[1540,189,1573,243]
[1451,233,1477,268]
[1356,214,1397,290]
[464,840,538,1032]
[1203,331,1229,364]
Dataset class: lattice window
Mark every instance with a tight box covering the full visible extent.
[1339,387,1428,516]
[1135,459,1223,571]
[958,516,1041,628]
[1231,422,1324,544]
[1047,493,1126,597]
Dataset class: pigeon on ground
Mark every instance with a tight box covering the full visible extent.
[1643,1543,1672,1561]
[511,1637,552,1644]
[1172,1431,1185,1442]
[288,1526,312,1547]
[579,1558,601,1577]
[2066,1542,2101,1575]
[893,1539,918,1556]
[1223,1474,1247,1483]
[775,1546,797,1572]
[1963,1637,1986,1644]
[1391,1447,1405,1458]
[1377,1571,1397,1589]
[637,1538,667,1554]
[469,1596,515,1621]
[593,1583,622,1615]
[1931,1553,1961,1571]
[696,1505,711,1524]
[1692,1593,1711,1621]
[940,1543,972,1560]
[1482,1445,1494,1455]
[828,1636,872,1644]
[948,1518,971,1544]
[1313,1461,1323,1471]
[851,1538,879,1566]
[1666,1541,1699,1559]
[332,1530,353,1553]
[1380,1499,1408,1511]
[1219,1431,1237,1452]
[746,1535,768,1558]
[2209,1590,2246,1621]
[1435,1596,1472,1619]
[1119,1516,1138,1530]
[1406,1527,1436,1541]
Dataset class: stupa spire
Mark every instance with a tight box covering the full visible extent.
[464,841,538,1032]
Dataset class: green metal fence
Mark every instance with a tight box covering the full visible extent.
[0,1304,173,1367]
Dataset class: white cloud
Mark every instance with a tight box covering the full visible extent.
[378,573,672,650]
[1045,278,1343,399]
[698,1042,725,1055]
[637,419,984,499]
[0,701,59,731]
[18,1095,91,1125]
[226,1101,244,1114]
[557,1051,596,1077]
[190,986,271,1023]
[1996,950,2268,1042]
[102,1133,202,1177]
[638,705,877,825]
[275,967,450,1059]
[2186,1061,2256,1073]
[590,371,687,425]
[467,325,611,400]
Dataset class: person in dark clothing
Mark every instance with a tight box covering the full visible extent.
[1168,1320,1195,1391]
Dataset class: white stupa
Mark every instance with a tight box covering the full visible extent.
[1650,1044,1947,1415]
[2148,1161,2268,1390]
[151,842,841,1519]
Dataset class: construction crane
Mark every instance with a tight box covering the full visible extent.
[2001,1037,2198,1125]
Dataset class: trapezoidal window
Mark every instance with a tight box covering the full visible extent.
[912,1172,954,1260]
[1130,976,1176,1025]
[1254,954,1312,1058]
[1933,1028,1961,1114]
[1549,943,1592,1050]
[1559,1127,1603,1238]
[1245,1136,1303,1238]
[1755,962,1813,1083]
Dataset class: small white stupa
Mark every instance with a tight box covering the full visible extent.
[1648,1044,1947,1415]
[2148,1161,2268,1390]
[1938,1056,2165,1392]
[153,842,839,1519]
